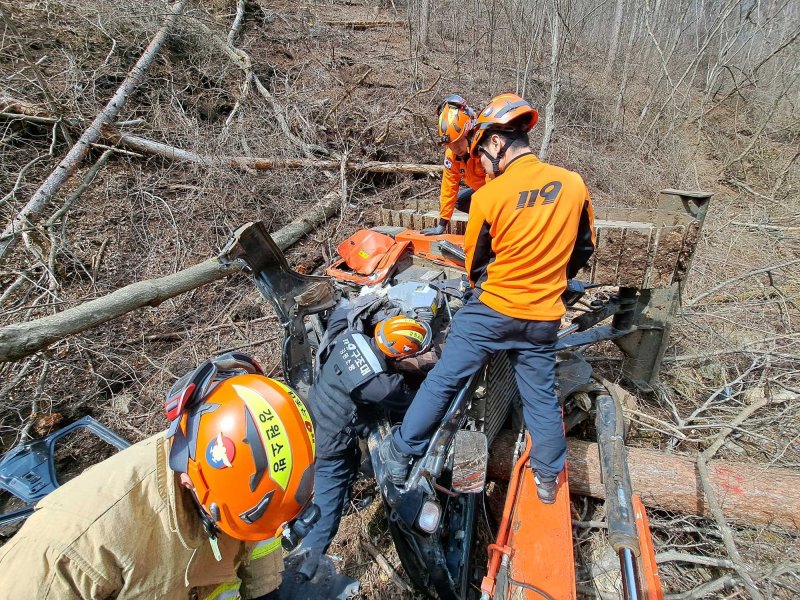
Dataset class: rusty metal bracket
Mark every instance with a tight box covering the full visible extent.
[616,189,713,389]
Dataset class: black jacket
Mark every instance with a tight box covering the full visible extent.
[309,305,413,458]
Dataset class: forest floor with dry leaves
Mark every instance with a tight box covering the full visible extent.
[1,1,798,598]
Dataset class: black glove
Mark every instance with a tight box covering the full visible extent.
[276,549,361,600]
[421,219,448,236]
[281,503,320,551]
[562,279,588,307]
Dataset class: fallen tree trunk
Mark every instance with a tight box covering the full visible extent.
[0,111,443,176]
[323,20,406,29]
[488,430,800,531]
[107,131,443,175]
[0,194,340,362]
[0,96,60,125]
[0,0,190,262]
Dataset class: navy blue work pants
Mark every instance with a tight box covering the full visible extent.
[455,187,474,214]
[301,448,360,552]
[392,295,566,478]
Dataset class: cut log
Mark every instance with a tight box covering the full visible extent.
[0,194,340,363]
[0,0,190,261]
[105,131,443,176]
[487,430,800,531]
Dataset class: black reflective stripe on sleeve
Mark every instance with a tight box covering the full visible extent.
[469,219,495,288]
[567,199,595,279]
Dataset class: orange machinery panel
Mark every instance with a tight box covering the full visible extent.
[505,467,577,600]
[633,495,664,600]
[482,434,576,600]
[326,228,465,285]
[336,229,398,275]
[395,230,466,269]
[325,240,410,286]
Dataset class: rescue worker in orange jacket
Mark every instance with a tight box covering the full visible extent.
[421,94,488,235]
[0,353,317,600]
[381,94,596,503]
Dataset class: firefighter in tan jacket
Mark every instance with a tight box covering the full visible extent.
[0,353,318,600]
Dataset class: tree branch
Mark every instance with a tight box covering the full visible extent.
[0,193,340,362]
[686,258,800,306]
[696,454,764,600]
[180,14,327,158]
[105,130,443,175]
[227,0,247,46]
[0,5,73,146]
[664,574,738,600]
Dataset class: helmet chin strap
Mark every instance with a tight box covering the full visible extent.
[184,485,224,560]
[479,136,515,176]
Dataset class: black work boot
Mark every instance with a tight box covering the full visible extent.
[533,472,558,504]
[379,429,411,485]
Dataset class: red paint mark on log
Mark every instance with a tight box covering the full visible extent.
[714,465,745,495]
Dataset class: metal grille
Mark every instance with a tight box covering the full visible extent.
[484,351,521,445]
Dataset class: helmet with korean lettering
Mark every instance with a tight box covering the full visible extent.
[165,352,316,542]
[374,316,433,359]
[437,94,476,145]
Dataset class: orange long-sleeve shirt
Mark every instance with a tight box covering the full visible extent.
[464,153,595,321]
[438,147,488,221]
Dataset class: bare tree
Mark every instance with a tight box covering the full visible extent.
[539,0,562,161]
[603,0,626,81]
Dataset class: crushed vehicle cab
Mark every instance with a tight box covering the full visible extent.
[218,188,710,600]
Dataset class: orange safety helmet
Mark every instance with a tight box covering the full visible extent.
[437,94,475,145]
[469,93,539,156]
[374,316,433,359]
[166,352,316,542]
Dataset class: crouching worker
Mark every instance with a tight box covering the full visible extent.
[0,352,317,600]
[284,298,435,596]
[422,94,488,235]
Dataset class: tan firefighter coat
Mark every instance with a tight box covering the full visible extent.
[0,433,283,599]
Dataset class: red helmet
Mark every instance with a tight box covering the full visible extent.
[469,93,538,156]
[166,353,315,541]
[374,316,432,359]
[437,94,475,145]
